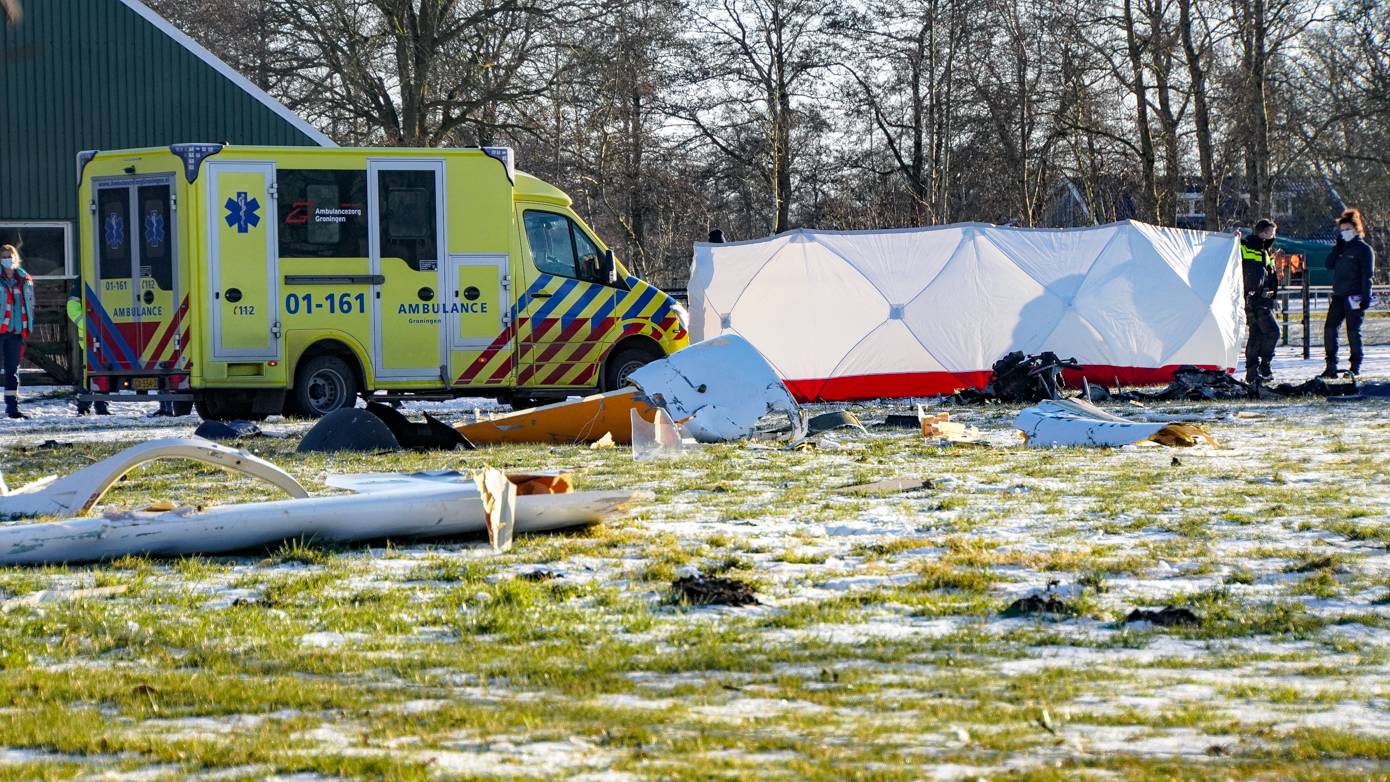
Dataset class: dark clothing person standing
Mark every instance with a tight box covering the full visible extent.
[1240,220,1280,383]
[1323,209,1375,377]
[0,244,35,419]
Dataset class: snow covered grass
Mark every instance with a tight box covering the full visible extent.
[1,350,1389,779]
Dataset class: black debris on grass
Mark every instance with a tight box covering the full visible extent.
[1124,606,1200,627]
[519,569,563,582]
[1000,593,1077,618]
[954,351,1081,404]
[671,575,759,607]
[193,419,262,441]
[1285,556,1339,574]
[806,410,867,435]
[297,408,403,453]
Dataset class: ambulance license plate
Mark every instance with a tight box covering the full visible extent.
[133,377,158,391]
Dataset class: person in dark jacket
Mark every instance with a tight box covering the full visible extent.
[1322,208,1375,377]
[1239,219,1280,383]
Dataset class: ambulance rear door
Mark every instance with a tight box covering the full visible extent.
[89,174,181,382]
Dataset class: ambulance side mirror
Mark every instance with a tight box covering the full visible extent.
[605,248,617,285]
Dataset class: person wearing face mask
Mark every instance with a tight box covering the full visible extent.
[0,244,35,419]
[1237,219,1280,383]
[1321,208,1375,378]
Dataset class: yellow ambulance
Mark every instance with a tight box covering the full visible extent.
[76,144,689,419]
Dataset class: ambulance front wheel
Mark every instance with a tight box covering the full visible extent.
[603,342,664,391]
[294,355,359,418]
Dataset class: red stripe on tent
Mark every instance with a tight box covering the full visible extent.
[783,364,1232,403]
[1061,364,1232,389]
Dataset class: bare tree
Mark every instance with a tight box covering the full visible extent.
[666,0,841,234]
[1178,0,1223,228]
[1227,0,1321,216]
[840,0,967,224]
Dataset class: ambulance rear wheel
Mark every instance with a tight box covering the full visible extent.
[294,355,358,418]
[603,343,663,391]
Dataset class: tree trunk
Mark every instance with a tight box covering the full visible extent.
[1179,0,1218,229]
[1123,0,1158,222]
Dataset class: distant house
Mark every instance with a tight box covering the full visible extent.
[1044,175,1345,239]
[1173,176,1346,239]
[1041,177,1137,228]
[0,0,330,380]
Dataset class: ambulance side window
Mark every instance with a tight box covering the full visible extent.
[522,210,609,284]
[277,170,369,259]
[572,228,603,283]
[378,170,438,271]
[523,211,576,278]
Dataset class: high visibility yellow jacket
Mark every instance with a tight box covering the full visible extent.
[67,296,84,341]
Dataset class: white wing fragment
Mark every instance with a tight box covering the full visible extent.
[1013,398,1219,448]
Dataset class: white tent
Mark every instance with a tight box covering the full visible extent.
[688,221,1243,402]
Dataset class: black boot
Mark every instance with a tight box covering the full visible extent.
[1319,365,1339,379]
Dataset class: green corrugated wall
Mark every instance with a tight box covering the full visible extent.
[0,0,325,226]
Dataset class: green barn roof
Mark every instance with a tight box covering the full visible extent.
[0,0,330,226]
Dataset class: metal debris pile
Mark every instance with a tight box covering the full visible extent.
[953,351,1080,404]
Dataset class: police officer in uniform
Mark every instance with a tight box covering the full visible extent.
[1239,219,1280,383]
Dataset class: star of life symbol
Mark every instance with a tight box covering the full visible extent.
[144,209,165,248]
[104,211,125,250]
[224,191,261,234]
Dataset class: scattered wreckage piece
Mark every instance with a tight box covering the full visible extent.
[457,388,648,445]
[631,408,691,461]
[0,467,641,566]
[1124,606,1200,627]
[1145,366,1252,401]
[297,405,473,453]
[455,334,805,446]
[1271,376,1359,398]
[192,420,263,441]
[806,410,867,435]
[1014,398,1218,448]
[954,351,1081,404]
[670,574,759,607]
[833,478,934,497]
[474,466,518,553]
[920,412,981,444]
[878,414,921,429]
[324,470,574,496]
[1000,593,1078,618]
[627,334,805,443]
[364,402,474,451]
[297,408,402,453]
[0,438,308,519]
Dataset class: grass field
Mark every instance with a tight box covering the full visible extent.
[1,391,1389,780]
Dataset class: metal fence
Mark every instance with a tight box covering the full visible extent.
[1278,285,1390,355]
